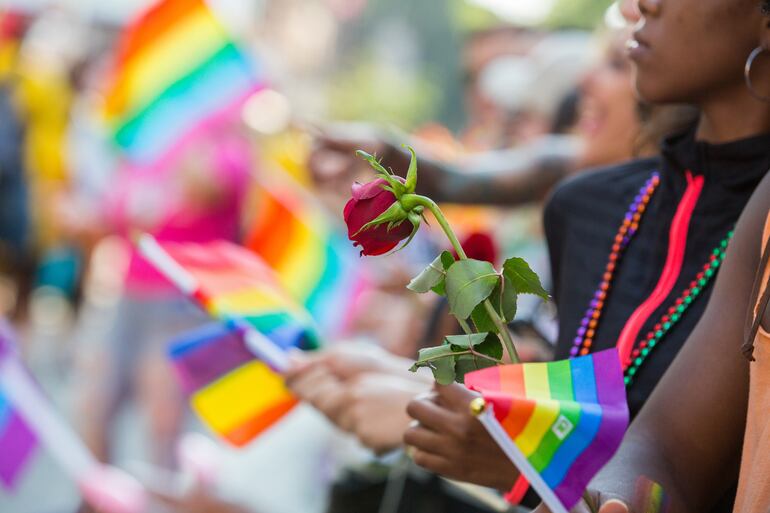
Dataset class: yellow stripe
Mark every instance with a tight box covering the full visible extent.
[274,214,326,301]
[107,7,228,120]
[515,363,560,456]
[191,361,293,433]
[208,288,306,318]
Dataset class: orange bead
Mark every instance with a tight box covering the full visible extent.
[586,329,595,338]
[630,222,639,231]
[588,319,598,329]
[580,347,590,356]
[606,262,616,272]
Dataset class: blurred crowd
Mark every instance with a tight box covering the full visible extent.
[0,1,698,512]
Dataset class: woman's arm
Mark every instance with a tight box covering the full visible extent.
[584,175,770,513]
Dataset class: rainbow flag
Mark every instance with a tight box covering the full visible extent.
[0,323,37,490]
[465,349,629,513]
[169,323,297,446]
[104,0,265,166]
[245,185,362,337]
[160,240,322,351]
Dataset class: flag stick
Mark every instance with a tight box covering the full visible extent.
[135,234,290,373]
[472,400,569,513]
[0,357,97,479]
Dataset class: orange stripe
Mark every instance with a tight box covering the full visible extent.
[246,192,296,267]
[223,398,298,447]
[116,0,203,68]
[498,365,536,439]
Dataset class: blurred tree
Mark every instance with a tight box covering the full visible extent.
[545,0,613,29]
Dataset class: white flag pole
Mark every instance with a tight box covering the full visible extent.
[471,399,569,513]
[0,357,97,480]
[135,233,290,373]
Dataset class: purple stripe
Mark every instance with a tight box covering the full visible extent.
[554,349,629,508]
[169,326,254,395]
[0,411,37,489]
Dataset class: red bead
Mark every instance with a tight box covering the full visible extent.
[611,244,621,253]
[598,291,606,300]
[609,254,618,262]
[683,290,690,297]
[603,272,612,282]
[607,262,616,272]
[646,331,655,340]
[600,282,610,291]
[632,349,640,358]
[639,341,648,348]
[676,298,684,305]
[661,315,670,323]
[654,323,662,331]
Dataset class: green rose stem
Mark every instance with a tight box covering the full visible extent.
[405,194,520,364]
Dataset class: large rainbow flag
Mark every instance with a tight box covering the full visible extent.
[245,184,362,337]
[104,0,265,166]
[169,323,297,446]
[465,349,629,513]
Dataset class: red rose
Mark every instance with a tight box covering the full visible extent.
[344,178,413,256]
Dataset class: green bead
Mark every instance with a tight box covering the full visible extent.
[635,357,642,365]
[721,239,729,248]
[712,248,720,256]
[699,278,707,286]
[655,330,664,338]
[705,268,714,278]
[711,260,720,268]
[677,305,686,314]
[624,376,631,385]
[628,366,637,376]
[641,348,650,356]
[671,312,681,321]
[685,296,693,304]
[692,287,701,296]
[663,322,672,330]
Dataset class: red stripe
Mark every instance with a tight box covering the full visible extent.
[504,475,530,505]
[616,171,704,365]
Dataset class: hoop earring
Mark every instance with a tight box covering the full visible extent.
[745,46,770,103]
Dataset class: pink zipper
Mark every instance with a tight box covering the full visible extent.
[616,171,705,367]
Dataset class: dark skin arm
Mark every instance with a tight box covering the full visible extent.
[309,125,576,206]
[535,174,770,513]
[406,175,770,510]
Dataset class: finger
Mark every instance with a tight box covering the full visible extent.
[434,383,480,410]
[599,499,629,513]
[406,397,461,435]
[403,425,451,456]
[409,449,458,478]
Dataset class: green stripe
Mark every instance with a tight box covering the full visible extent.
[113,42,240,144]
[528,360,582,472]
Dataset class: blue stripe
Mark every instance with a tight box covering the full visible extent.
[540,354,602,488]
[121,48,261,163]
[168,322,236,359]
[0,389,11,429]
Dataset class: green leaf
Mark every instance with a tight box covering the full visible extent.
[502,257,549,300]
[499,276,518,322]
[474,332,504,361]
[407,255,446,293]
[455,354,498,383]
[440,251,456,270]
[410,344,457,385]
[431,356,456,385]
[446,259,500,319]
[445,332,490,349]
[471,302,498,334]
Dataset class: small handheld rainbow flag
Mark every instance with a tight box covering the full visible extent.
[104,0,265,167]
[245,184,363,337]
[465,349,629,513]
[169,323,297,446]
[137,235,321,372]
[0,321,146,512]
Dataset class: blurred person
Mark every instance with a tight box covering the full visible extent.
[76,123,251,467]
[404,2,770,513]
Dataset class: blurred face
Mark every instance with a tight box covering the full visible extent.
[628,0,764,104]
[578,35,641,167]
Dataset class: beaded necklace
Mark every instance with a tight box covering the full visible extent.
[569,172,733,387]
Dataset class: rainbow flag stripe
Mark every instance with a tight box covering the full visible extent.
[245,186,362,336]
[105,0,265,166]
[169,323,297,446]
[466,349,628,511]
[0,325,37,489]
[162,240,322,350]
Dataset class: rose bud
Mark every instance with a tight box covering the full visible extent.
[344,178,414,256]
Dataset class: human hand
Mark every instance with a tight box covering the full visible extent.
[151,485,253,513]
[337,373,430,454]
[404,383,519,491]
[287,342,424,383]
[530,490,629,513]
